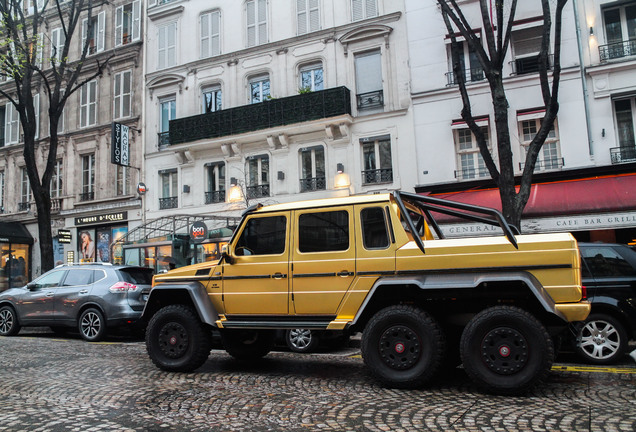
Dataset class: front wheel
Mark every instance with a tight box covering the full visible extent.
[361,305,445,389]
[460,306,553,395]
[78,308,106,342]
[0,305,21,336]
[220,329,275,361]
[576,313,628,365]
[145,305,212,372]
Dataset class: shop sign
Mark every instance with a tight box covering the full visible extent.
[75,211,128,226]
[111,122,130,166]
[58,229,72,244]
[189,221,208,243]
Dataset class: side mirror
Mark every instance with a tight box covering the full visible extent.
[26,282,37,290]
[221,251,234,265]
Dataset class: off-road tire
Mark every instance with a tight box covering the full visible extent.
[146,305,213,372]
[460,306,553,395]
[286,328,320,353]
[220,329,275,361]
[0,305,21,336]
[78,308,107,342]
[361,305,445,389]
[576,313,628,365]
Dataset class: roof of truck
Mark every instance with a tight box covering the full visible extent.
[252,193,393,213]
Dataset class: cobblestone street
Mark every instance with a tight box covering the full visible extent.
[1,330,635,432]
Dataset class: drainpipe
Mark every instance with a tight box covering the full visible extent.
[572,0,594,158]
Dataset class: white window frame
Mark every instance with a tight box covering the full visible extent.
[81,153,95,195]
[51,27,66,65]
[249,75,270,104]
[157,22,177,69]
[205,162,226,203]
[33,93,39,139]
[115,1,141,47]
[80,80,97,128]
[299,145,325,192]
[50,159,63,198]
[246,154,269,187]
[82,11,106,55]
[361,135,393,185]
[297,0,320,35]
[5,102,19,145]
[518,114,561,172]
[113,70,132,119]
[246,0,268,47]
[299,63,323,91]
[452,123,490,180]
[159,96,176,133]
[0,171,4,212]
[201,85,222,113]
[351,0,377,22]
[200,10,221,58]
[20,167,32,205]
[160,169,178,199]
[116,165,130,196]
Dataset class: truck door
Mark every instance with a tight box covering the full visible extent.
[355,204,397,275]
[222,212,290,315]
[291,207,355,315]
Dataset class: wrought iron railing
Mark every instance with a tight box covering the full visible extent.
[299,177,326,192]
[509,54,554,75]
[454,167,490,180]
[17,202,30,212]
[599,39,636,62]
[446,67,485,86]
[205,190,226,204]
[159,196,178,210]
[79,191,94,202]
[158,132,170,147]
[246,184,270,199]
[356,90,384,110]
[610,146,636,164]
[169,86,351,145]
[519,157,564,172]
[362,169,393,185]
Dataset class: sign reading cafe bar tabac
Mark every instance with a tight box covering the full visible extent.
[111,122,130,166]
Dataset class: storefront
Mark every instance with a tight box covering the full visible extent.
[74,211,129,264]
[0,221,33,291]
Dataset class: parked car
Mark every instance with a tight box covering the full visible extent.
[573,243,636,364]
[0,263,153,341]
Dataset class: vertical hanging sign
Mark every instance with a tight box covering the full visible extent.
[111,122,130,166]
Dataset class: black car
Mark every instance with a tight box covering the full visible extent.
[0,263,153,341]
[573,243,636,364]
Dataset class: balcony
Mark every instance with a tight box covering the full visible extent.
[610,146,636,164]
[205,190,226,204]
[519,157,564,172]
[246,184,270,199]
[79,191,94,202]
[17,202,30,212]
[446,67,485,86]
[299,177,326,193]
[362,168,393,185]
[599,39,636,62]
[510,54,553,75]
[455,167,490,180]
[168,87,352,145]
[356,90,384,110]
[159,196,178,210]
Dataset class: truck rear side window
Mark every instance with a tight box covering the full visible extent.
[361,207,389,249]
[235,216,287,256]
[298,211,349,253]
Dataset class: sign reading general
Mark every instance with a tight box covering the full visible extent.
[111,122,130,166]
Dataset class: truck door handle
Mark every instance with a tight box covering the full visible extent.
[272,273,287,279]
[337,271,353,277]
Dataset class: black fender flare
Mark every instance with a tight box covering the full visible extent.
[142,282,219,327]
[351,271,566,325]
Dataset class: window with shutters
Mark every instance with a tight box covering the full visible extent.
[5,102,19,145]
[80,80,97,128]
[511,26,550,75]
[114,71,132,119]
[355,50,383,110]
[202,86,222,113]
[158,22,177,69]
[297,0,320,35]
[115,1,141,46]
[246,0,267,47]
[82,12,105,55]
[351,0,377,22]
[299,63,323,92]
[201,10,221,58]
[51,27,65,65]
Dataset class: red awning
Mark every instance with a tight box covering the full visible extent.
[429,173,636,218]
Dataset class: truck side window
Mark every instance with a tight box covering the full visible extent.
[298,210,348,253]
[361,207,389,250]
[235,216,286,256]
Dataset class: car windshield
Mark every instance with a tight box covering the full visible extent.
[120,268,154,285]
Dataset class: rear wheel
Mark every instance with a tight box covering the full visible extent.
[286,328,320,353]
[576,313,628,365]
[361,305,444,389]
[146,305,212,372]
[0,306,20,336]
[460,306,553,395]
[221,329,275,361]
[78,308,106,342]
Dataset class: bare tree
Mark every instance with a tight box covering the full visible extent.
[0,0,112,272]
[437,0,567,230]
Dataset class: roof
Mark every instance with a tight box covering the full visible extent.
[254,193,392,213]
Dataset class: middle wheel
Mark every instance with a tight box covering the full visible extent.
[361,305,445,388]
[221,329,276,361]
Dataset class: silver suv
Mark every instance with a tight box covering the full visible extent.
[0,263,153,341]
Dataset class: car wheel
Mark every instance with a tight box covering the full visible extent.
[146,305,212,372]
[286,328,320,353]
[576,313,628,365]
[0,305,21,336]
[361,305,444,389]
[78,308,107,342]
[220,329,275,361]
[460,306,553,395]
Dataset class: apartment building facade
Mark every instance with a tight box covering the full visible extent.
[0,0,144,286]
[406,0,636,244]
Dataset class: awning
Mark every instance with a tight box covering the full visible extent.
[429,173,636,218]
[0,222,34,244]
